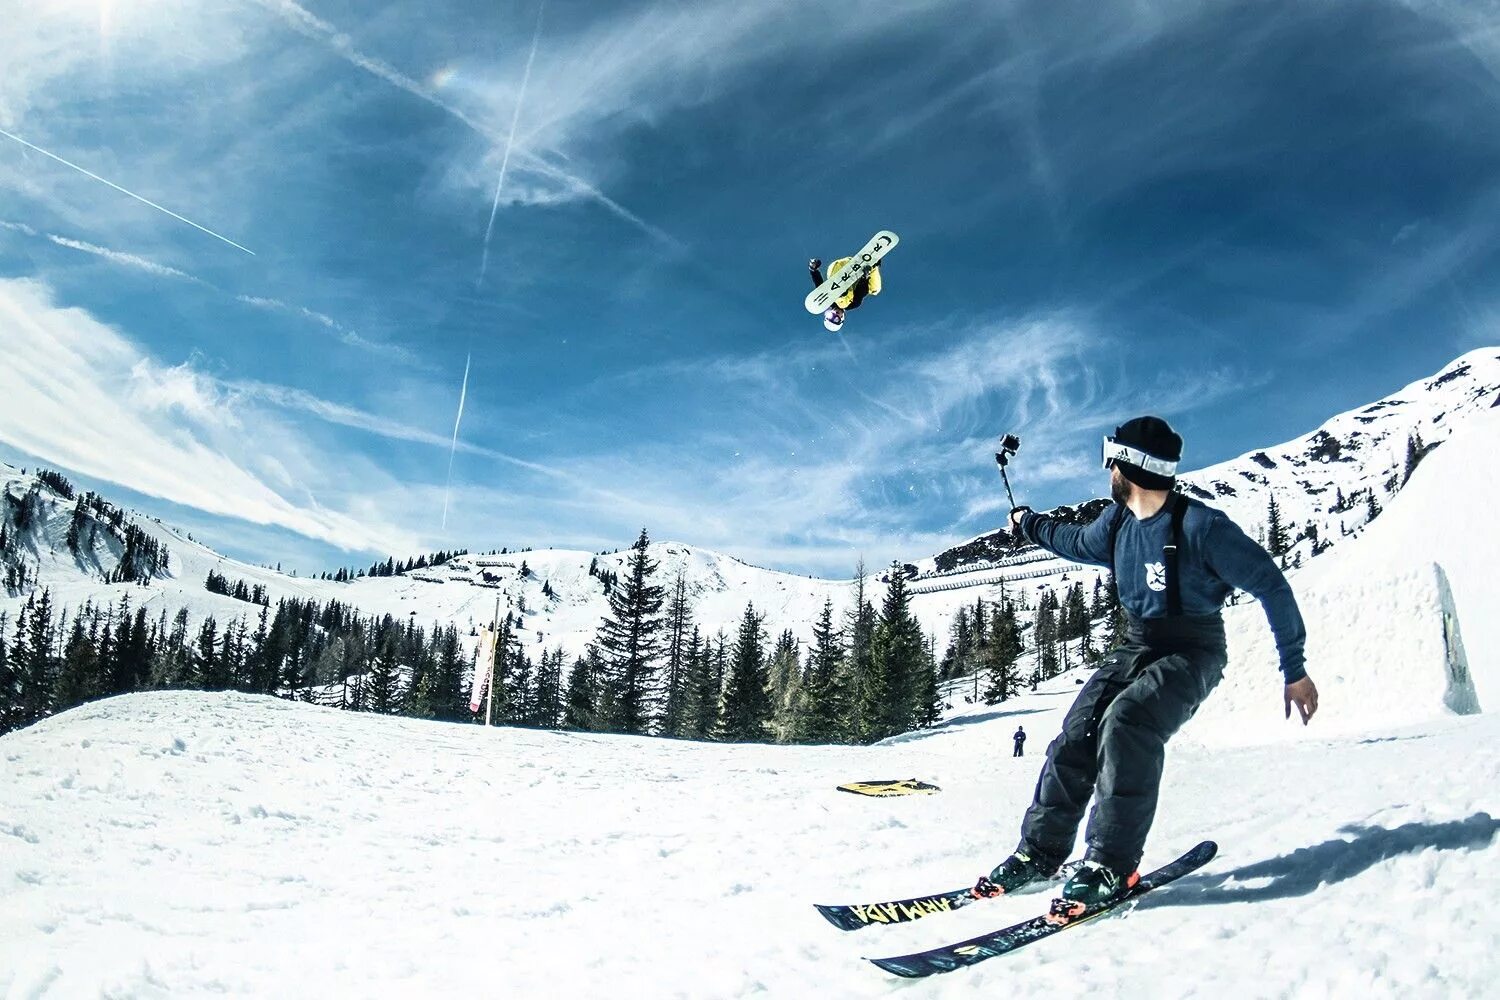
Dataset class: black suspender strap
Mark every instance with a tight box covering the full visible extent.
[1165,492,1188,617]
[1106,504,1127,584]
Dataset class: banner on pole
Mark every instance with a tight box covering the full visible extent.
[469,625,497,713]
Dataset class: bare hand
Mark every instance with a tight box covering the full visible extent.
[1284,676,1319,725]
[1009,506,1031,532]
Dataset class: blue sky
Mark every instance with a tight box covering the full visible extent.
[1,0,1498,577]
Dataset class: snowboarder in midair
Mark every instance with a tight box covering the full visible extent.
[1012,726,1026,757]
[971,416,1318,925]
[809,256,882,332]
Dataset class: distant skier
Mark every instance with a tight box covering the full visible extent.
[971,416,1318,925]
[809,255,882,333]
[1012,726,1026,757]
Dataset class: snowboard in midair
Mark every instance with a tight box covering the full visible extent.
[835,778,939,798]
[804,230,899,313]
[867,840,1217,978]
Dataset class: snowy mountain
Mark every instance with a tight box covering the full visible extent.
[2,398,1497,993]
[7,349,1497,674]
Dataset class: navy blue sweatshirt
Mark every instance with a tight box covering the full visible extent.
[1019,501,1308,683]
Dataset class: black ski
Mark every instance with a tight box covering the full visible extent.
[816,887,976,932]
[868,841,1217,978]
[816,861,1083,932]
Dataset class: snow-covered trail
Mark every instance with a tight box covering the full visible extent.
[2,684,1495,999]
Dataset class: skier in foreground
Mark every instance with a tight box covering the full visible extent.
[972,416,1318,925]
[808,255,882,332]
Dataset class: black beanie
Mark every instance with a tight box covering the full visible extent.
[1112,416,1183,491]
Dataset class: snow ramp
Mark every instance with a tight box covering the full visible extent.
[1185,405,1498,747]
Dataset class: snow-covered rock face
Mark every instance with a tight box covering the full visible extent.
[1175,349,1498,567]
[931,348,1500,577]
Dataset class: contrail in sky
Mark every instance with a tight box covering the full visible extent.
[441,352,472,531]
[0,127,255,256]
[255,0,671,246]
[478,0,547,288]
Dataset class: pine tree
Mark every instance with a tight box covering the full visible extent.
[660,571,694,738]
[1034,593,1060,680]
[1062,583,1088,641]
[194,617,222,690]
[768,629,805,744]
[1403,431,1425,485]
[802,599,845,743]
[368,621,402,714]
[719,603,772,742]
[432,626,469,722]
[683,628,721,740]
[1266,496,1288,557]
[533,648,564,729]
[563,646,602,731]
[0,610,13,735]
[406,664,436,719]
[506,647,534,725]
[56,615,103,709]
[912,636,942,729]
[595,529,666,735]
[942,605,971,681]
[869,564,926,739]
[982,600,1023,704]
[14,590,58,727]
[844,563,879,743]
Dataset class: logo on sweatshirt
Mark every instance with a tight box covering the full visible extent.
[1145,561,1167,592]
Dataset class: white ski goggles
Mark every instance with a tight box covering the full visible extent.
[1102,436,1178,476]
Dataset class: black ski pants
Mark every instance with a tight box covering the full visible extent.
[1018,615,1227,874]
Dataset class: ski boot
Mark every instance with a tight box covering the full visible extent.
[971,851,1059,899]
[1045,859,1140,925]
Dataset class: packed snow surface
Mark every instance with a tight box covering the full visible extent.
[2,687,1496,999]
[2,363,1497,996]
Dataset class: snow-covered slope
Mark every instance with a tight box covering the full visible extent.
[4,373,1499,996]
[2,685,1495,997]
[1190,401,1499,746]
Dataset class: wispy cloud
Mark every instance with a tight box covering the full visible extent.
[233,295,417,364]
[0,127,253,255]
[556,308,1259,571]
[6,212,413,365]
[248,0,669,244]
[0,276,419,554]
[45,234,203,282]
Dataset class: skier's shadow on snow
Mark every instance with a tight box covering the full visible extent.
[1138,812,1498,908]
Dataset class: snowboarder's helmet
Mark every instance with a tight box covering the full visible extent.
[1102,416,1182,491]
[823,307,845,332]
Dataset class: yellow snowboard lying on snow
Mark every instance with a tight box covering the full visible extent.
[836,779,941,797]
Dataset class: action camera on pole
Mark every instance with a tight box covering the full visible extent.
[994,434,1021,509]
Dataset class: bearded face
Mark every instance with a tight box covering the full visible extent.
[1109,465,1131,506]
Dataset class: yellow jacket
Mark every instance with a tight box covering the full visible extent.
[828,256,882,309]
